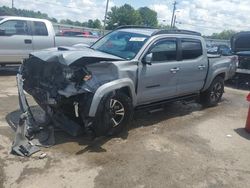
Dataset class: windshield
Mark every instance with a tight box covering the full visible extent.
[91,30,149,60]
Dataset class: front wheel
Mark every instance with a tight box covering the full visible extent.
[93,92,133,137]
[200,76,224,107]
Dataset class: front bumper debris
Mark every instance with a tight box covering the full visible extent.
[11,68,55,157]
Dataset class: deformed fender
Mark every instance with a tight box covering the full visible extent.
[202,68,227,92]
[88,78,136,117]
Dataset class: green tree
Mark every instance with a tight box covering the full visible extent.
[50,18,58,23]
[93,19,102,29]
[138,7,158,27]
[210,30,237,40]
[0,6,56,22]
[74,21,81,26]
[158,24,177,30]
[106,4,142,30]
[87,19,94,28]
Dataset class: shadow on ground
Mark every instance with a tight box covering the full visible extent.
[225,80,250,91]
[234,128,250,140]
[5,101,202,155]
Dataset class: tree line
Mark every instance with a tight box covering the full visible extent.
[106,4,158,30]
[0,6,102,29]
[205,30,237,40]
[0,5,238,39]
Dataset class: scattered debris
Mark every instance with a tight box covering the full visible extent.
[39,153,47,159]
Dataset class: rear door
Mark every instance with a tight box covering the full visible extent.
[137,38,179,104]
[176,38,208,95]
[0,19,33,63]
[31,21,54,50]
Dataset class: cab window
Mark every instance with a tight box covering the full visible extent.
[0,20,29,35]
[33,21,48,36]
[149,39,177,62]
[181,39,202,60]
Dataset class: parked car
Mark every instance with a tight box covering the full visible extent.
[59,30,84,36]
[207,44,232,56]
[0,16,98,66]
[59,30,99,38]
[15,27,238,155]
[231,31,250,86]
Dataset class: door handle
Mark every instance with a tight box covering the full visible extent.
[170,67,180,73]
[24,39,32,44]
[198,65,206,70]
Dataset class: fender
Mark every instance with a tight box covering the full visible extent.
[88,78,136,117]
[202,67,227,92]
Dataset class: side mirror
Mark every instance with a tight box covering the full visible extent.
[0,29,5,36]
[142,53,152,65]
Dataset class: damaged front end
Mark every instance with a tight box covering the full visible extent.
[12,47,122,156]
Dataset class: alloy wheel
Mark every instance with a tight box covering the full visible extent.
[109,99,125,127]
[210,82,223,102]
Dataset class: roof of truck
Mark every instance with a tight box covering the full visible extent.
[0,16,49,22]
[115,25,201,36]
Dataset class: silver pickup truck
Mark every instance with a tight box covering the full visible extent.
[13,27,237,156]
[0,16,97,65]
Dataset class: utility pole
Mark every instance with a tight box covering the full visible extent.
[173,15,177,28]
[12,0,14,8]
[103,0,110,35]
[170,1,177,28]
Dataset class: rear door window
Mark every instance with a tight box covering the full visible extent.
[150,39,177,62]
[0,20,29,35]
[181,39,202,60]
[33,21,48,36]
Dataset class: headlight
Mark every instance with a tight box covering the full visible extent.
[83,74,92,81]
[63,67,92,82]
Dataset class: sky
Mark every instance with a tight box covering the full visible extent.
[1,0,250,35]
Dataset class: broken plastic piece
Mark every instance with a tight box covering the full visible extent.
[39,153,47,159]
[11,112,40,157]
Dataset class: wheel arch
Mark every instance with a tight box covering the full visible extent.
[202,70,226,92]
[88,78,136,117]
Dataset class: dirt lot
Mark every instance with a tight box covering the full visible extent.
[0,68,249,188]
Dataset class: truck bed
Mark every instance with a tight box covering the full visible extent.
[208,54,238,80]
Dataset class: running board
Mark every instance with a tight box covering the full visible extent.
[135,94,199,110]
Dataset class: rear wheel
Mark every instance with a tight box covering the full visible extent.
[200,76,224,107]
[93,92,133,136]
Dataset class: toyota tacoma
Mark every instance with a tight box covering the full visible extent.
[13,26,237,156]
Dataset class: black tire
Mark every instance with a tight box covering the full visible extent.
[93,92,133,137]
[200,76,224,107]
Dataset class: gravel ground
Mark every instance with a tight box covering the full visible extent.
[0,70,249,188]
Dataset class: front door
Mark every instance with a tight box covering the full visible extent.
[0,19,33,63]
[137,38,179,105]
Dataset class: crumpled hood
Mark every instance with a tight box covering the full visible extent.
[30,46,123,66]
